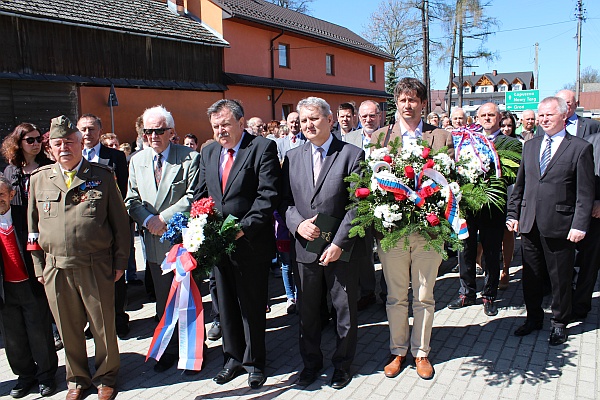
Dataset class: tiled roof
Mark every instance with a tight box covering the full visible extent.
[0,0,228,46]
[220,0,392,60]
[453,71,534,88]
[225,72,390,98]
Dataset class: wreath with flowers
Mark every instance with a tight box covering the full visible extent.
[160,197,239,280]
[346,136,466,259]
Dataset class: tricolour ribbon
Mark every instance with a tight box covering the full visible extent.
[147,244,204,371]
[452,124,502,179]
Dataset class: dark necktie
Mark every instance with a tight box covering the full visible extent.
[222,149,235,192]
[313,147,323,186]
[86,148,96,161]
[540,137,552,175]
[292,135,296,143]
[154,153,163,187]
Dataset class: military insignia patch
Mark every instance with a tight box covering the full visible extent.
[43,202,50,213]
[80,180,101,190]
[86,189,102,200]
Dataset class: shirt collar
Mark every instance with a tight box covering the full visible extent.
[0,207,12,229]
[311,133,334,155]
[486,129,501,141]
[567,114,578,125]
[85,142,102,156]
[153,143,171,161]
[545,129,567,141]
[221,131,245,156]
[400,120,424,138]
[58,158,84,175]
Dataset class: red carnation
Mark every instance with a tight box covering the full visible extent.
[355,188,371,199]
[419,186,435,198]
[424,159,435,170]
[421,147,431,158]
[191,197,216,217]
[383,155,393,164]
[426,213,440,226]
[394,192,408,201]
[404,166,415,179]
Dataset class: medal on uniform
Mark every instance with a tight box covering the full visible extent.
[43,201,50,213]
[72,192,81,204]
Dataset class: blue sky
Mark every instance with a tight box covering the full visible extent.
[310,0,600,97]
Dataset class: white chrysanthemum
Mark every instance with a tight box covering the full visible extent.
[369,147,390,161]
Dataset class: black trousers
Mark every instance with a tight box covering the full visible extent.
[573,218,600,316]
[458,206,505,299]
[114,274,129,330]
[216,246,270,372]
[148,261,178,355]
[209,268,219,323]
[522,223,575,328]
[295,259,358,371]
[0,281,58,385]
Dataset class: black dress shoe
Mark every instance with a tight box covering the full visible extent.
[447,295,476,310]
[330,368,352,389]
[213,366,244,384]
[207,321,222,341]
[549,326,568,346]
[116,325,130,339]
[248,372,267,388]
[569,312,587,323]
[482,298,498,316]
[514,320,543,336]
[39,382,57,397]
[10,381,36,398]
[296,367,321,387]
[357,292,376,311]
[154,353,177,372]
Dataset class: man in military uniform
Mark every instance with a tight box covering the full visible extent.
[28,116,130,400]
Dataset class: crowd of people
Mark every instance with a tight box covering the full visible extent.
[0,78,599,400]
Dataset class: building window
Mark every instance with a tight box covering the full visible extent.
[469,100,474,106]
[326,54,335,75]
[282,104,293,119]
[513,84,521,90]
[369,65,376,82]
[278,43,290,68]
[480,86,488,93]
[451,101,456,107]
[452,87,457,94]
[499,85,507,92]
[463,87,470,94]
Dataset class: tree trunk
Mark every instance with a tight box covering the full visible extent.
[446,2,459,116]
[457,20,464,109]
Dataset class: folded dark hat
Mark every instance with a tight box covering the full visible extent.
[49,115,78,139]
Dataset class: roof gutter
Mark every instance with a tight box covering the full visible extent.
[0,11,229,47]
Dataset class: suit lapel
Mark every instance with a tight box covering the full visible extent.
[97,145,110,166]
[155,145,182,208]
[313,137,341,197]
[223,134,253,196]
[302,142,314,192]
[578,118,586,139]
[543,134,571,176]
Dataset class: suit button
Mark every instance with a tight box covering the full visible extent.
[221,201,225,205]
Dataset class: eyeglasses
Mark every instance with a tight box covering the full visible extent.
[143,128,171,136]
[360,114,380,120]
[22,136,43,144]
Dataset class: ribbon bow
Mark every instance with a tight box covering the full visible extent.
[452,124,502,179]
[147,244,204,371]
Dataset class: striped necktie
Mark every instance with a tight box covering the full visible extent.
[540,137,552,175]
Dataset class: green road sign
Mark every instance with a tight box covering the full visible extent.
[505,90,539,111]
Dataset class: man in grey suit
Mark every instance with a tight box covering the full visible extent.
[276,111,304,161]
[345,100,382,151]
[507,96,595,345]
[281,97,366,389]
[556,89,600,321]
[125,105,200,372]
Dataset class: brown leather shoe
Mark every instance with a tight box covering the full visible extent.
[383,354,405,378]
[65,388,84,400]
[415,357,434,380]
[97,386,117,400]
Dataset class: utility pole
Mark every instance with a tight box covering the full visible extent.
[534,42,539,89]
[421,0,431,115]
[575,0,586,101]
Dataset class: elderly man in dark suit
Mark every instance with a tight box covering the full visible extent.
[281,97,365,389]
[555,90,600,321]
[194,99,281,389]
[447,102,521,317]
[77,114,131,338]
[0,177,58,398]
[507,96,595,346]
[126,106,200,373]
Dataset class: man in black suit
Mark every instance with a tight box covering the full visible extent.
[448,103,521,316]
[194,99,281,389]
[507,96,595,345]
[0,177,58,398]
[77,114,131,338]
[556,90,600,320]
[281,97,365,389]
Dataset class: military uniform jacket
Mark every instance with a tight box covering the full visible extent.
[27,159,130,277]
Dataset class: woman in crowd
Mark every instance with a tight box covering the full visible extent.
[100,132,120,149]
[2,123,53,206]
[426,112,440,127]
[266,120,281,140]
[498,111,518,290]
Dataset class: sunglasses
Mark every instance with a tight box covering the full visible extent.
[143,128,171,136]
[22,136,43,144]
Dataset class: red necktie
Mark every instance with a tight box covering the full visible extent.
[222,149,234,192]
[292,135,296,143]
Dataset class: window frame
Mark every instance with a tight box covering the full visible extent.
[326,54,335,76]
[369,65,376,82]
[278,43,290,68]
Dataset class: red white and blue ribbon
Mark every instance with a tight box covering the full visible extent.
[147,244,205,371]
[452,124,502,178]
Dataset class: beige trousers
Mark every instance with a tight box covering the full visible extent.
[378,233,442,358]
[44,252,119,389]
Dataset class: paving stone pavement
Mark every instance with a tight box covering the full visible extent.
[1,237,599,399]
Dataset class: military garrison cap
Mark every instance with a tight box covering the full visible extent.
[49,115,78,139]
